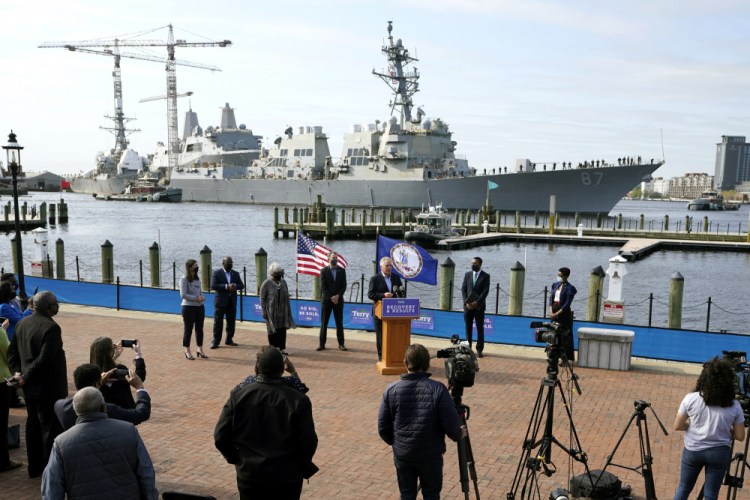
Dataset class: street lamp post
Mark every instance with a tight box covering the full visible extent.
[3,130,27,304]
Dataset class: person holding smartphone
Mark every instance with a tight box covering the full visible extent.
[89,337,146,410]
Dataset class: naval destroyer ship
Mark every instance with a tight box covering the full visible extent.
[167,22,662,213]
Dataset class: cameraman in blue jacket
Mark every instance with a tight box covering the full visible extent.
[378,344,463,499]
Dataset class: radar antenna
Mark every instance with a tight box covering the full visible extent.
[372,21,420,127]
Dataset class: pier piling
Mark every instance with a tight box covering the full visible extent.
[101,240,114,284]
[255,247,267,294]
[58,199,68,223]
[668,272,684,329]
[49,203,56,225]
[438,257,455,311]
[586,266,605,321]
[55,238,65,279]
[149,242,160,288]
[508,261,525,315]
[200,246,212,292]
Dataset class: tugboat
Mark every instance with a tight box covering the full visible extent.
[404,203,465,247]
[97,175,182,203]
[687,191,739,211]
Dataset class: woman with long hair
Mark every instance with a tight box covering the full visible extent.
[179,259,206,360]
[259,263,295,352]
[89,336,146,410]
[0,280,32,341]
[674,357,745,499]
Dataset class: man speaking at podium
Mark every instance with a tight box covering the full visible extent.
[368,257,403,361]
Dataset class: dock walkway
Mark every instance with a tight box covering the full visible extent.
[5,305,704,499]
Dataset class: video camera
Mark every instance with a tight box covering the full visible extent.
[530,321,568,347]
[722,351,750,417]
[436,335,479,390]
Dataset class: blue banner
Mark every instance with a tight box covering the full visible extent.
[376,235,437,285]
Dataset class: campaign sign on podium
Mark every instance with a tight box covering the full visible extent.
[376,298,420,375]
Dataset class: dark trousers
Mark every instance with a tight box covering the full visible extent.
[238,479,303,500]
[23,395,62,477]
[269,328,287,350]
[0,384,10,468]
[319,300,345,347]
[554,307,575,362]
[394,455,444,500]
[212,301,237,346]
[464,308,485,353]
[374,316,383,359]
[182,305,205,347]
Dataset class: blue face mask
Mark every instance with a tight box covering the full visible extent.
[331,259,338,267]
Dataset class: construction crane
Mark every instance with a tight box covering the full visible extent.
[39,24,231,170]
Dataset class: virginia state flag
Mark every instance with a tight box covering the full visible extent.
[376,235,437,285]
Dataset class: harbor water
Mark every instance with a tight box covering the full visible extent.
[2,192,749,334]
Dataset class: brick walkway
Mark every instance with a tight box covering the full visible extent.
[5,305,715,499]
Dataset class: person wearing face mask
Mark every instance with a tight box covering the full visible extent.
[260,263,295,352]
[548,267,577,363]
[211,256,245,349]
[318,252,347,352]
[368,257,403,361]
[461,257,490,357]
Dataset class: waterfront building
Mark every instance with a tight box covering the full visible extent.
[715,135,750,190]
[640,176,668,197]
[667,172,713,199]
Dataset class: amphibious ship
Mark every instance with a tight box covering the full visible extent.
[168,22,662,213]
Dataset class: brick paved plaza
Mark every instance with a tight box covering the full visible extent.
[5,305,721,499]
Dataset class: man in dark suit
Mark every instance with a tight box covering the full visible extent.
[211,256,245,349]
[548,267,577,363]
[461,257,490,357]
[7,291,68,478]
[368,256,403,361]
[318,252,347,351]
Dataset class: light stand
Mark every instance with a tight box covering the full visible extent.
[3,130,27,305]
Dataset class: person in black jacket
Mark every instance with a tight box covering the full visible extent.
[89,337,146,410]
[215,346,318,500]
[7,291,68,478]
[460,257,490,357]
[368,256,403,361]
[318,252,347,351]
[211,256,245,348]
[54,363,151,431]
[378,344,463,499]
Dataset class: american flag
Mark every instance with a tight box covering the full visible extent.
[296,233,348,276]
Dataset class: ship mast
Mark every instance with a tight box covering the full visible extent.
[372,21,420,127]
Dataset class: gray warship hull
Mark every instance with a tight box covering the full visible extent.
[70,176,131,195]
[170,162,660,213]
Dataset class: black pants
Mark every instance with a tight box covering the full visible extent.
[23,394,63,477]
[319,300,345,348]
[0,384,10,469]
[238,479,303,500]
[182,305,205,347]
[374,316,383,360]
[268,328,287,350]
[212,301,237,346]
[464,308,485,353]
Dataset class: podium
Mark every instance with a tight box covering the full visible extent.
[375,298,420,375]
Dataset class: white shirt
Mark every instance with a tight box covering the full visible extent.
[679,391,744,451]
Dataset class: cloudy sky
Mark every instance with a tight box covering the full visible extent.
[2,0,748,179]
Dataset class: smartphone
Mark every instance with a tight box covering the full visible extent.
[113,368,130,380]
[4,376,19,387]
[120,339,137,348]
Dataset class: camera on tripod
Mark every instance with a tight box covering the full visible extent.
[531,321,565,346]
[436,335,479,389]
[722,350,750,417]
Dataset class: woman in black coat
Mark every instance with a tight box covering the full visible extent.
[89,336,146,409]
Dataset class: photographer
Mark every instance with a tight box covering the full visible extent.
[90,337,146,410]
[673,357,745,500]
[378,344,463,499]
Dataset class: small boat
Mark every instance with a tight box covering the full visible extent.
[687,191,738,211]
[405,203,466,246]
[96,175,182,203]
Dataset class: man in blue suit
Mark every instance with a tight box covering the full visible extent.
[461,257,490,357]
[368,257,403,361]
[211,256,245,349]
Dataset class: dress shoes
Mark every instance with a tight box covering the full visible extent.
[0,461,22,473]
[225,341,239,346]
[338,345,347,351]
[477,351,484,358]
[210,344,219,350]
[316,346,326,351]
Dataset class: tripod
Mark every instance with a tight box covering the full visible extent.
[697,417,750,500]
[507,348,590,499]
[601,400,668,500]
[451,384,481,500]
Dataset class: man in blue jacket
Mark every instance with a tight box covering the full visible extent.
[378,344,463,499]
